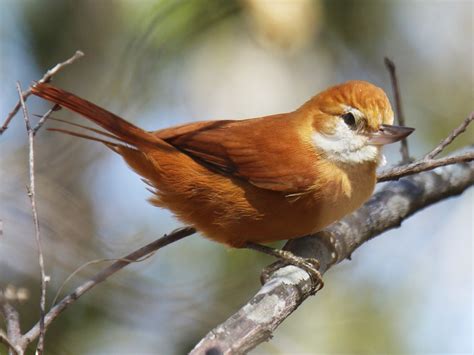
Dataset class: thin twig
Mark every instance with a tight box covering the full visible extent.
[0,50,84,135]
[378,113,474,182]
[32,105,61,136]
[51,251,160,308]
[16,83,47,354]
[384,57,411,163]
[21,227,195,346]
[424,111,474,160]
[377,151,474,182]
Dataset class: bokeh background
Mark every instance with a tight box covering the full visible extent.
[0,0,472,354]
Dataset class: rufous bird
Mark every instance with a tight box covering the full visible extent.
[31,80,413,282]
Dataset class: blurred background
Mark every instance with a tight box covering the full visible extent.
[0,0,472,354]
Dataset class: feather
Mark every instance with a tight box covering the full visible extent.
[31,83,168,149]
[152,113,320,192]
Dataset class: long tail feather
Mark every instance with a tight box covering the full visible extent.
[31,83,165,148]
[47,116,122,141]
[47,127,129,149]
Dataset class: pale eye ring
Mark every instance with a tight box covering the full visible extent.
[341,112,356,128]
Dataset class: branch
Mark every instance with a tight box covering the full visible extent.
[191,149,474,354]
[377,151,474,182]
[0,50,83,135]
[378,113,473,182]
[424,111,474,160]
[17,82,48,354]
[0,52,82,353]
[0,329,20,355]
[32,105,61,136]
[21,227,195,347]
[384,57,411,163]
[1,303,22,355]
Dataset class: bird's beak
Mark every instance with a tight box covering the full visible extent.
[368,124,415,146]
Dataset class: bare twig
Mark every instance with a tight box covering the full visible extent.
[0,332,20,355]
[384,57,411,163]
[17,83,47,354]
[21,227,195,346]
[0,226,194,353]
[1,303,22,355]
[0,329,20,355]
[378,151,474,182]
[424,111,474,160]
[377,113,474,182]
[0,50,84,135]
[191,151,474,354]
[51,250,161,308]
[32,105,61,136]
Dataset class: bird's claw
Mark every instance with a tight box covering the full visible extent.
[260,250,324,294]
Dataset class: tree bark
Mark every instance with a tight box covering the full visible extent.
[191,150,474,354]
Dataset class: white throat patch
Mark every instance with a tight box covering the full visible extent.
[312,120,381,165]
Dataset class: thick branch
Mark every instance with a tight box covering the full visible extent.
[191,150,474,354]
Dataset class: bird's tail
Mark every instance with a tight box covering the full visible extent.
[31,83,166,149]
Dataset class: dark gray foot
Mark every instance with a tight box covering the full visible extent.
[245,242,324,293]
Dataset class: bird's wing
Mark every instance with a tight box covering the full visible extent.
[152,114,319,192]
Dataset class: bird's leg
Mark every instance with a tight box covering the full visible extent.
[244,242,324,293]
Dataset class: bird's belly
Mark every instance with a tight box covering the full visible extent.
[147,152,376,248]
[173,183,373,248]
[218,193,370,246]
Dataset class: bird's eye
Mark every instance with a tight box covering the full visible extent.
[342,112,356,128]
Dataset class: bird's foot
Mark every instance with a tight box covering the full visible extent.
[245,242,324,294]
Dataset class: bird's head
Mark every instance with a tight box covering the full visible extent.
[300,80,414,165]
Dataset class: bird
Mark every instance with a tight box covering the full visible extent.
[31,80,414,286]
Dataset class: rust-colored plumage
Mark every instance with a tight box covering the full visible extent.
[31,81,413,247]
